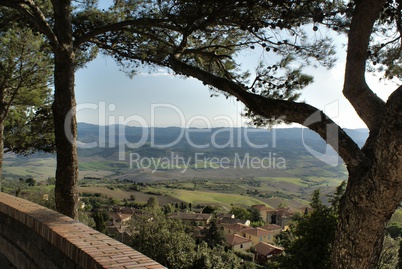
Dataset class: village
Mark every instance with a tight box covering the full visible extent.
[101,200,311,266]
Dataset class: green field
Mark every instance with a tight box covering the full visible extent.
[169,189,269,209]
[2,147,348,212]
[3,156,56,179]
[77,186,182,206]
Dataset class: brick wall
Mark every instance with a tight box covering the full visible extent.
[0,192,165,269]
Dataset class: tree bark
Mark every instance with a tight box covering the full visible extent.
[342,0,386,130]
[331,87,402,269]
[0,113,4,182]
[0,88,5,181]
[52,0,78,219]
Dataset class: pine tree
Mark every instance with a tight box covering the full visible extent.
[201,219,225,249]
[0,18,53,178]
[274,190,338,269]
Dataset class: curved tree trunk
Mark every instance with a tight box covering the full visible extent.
[0,90,5,186]
[0,118,4,183]
[332,172,401,268]
[331,88,402,268]
[52,0,79,219]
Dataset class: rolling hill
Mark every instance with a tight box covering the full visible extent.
[4,123,368,182]
[2,124,369,209]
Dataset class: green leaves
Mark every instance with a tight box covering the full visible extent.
[273,189,340,269]
[4,102,55,155]
[130,210,245,268]
[230,206,252,220]
[200,219,226,248]
[365,0,402,80]
[192,242,243,269]
[131,212,196,269]
[0,20,54,155]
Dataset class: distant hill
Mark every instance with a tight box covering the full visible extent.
[3,123,368,182]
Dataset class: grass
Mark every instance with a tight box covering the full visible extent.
[3,157,56,179]
[79,161,127,171]
[305,176,344,187]
[391,209,402,224]
[77,186,182,206]
[256,176,308,187]
[169,189,270,209]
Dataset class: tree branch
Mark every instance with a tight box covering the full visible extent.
[73,18,177,47]
[169,54,370,170]
[0,0,59,50]
[343,0,386,131]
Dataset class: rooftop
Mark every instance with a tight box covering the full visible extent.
[222,223,251,233]
[254,242,284,256]
[243,227,274,237]
[260,224,282,231]
[251,204,272,212]
[226,234,252,246]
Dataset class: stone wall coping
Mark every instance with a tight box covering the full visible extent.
[0,192,166,269]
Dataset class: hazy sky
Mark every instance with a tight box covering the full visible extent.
[75,35,396,129]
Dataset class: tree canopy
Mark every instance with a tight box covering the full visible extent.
[0,12,54,178]
[274,190,338,269]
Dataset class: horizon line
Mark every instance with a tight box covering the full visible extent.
[77,122,368,130]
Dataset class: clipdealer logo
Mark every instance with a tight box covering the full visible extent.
[64,101,341,169]
[129,152,286,173]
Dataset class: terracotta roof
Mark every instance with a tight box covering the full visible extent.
[222,223,250,233]
[219,217,249,225]
[243,227,273,237]
[260,224,282,231]
[109,212,132,222]
[267,207,294,218]
[254,242,284,256]
[276,207,293,215]
[217,213,235,219]
[226,234,252,246]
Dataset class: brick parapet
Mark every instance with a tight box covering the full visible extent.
[0,192,165,269]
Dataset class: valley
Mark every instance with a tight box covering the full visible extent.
[2,124,367,210]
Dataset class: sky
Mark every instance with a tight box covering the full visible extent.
[74,35,397,129]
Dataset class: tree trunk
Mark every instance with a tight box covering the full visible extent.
[331,89,402,269]
[0,90,5,186]
[0,118,4,185]
[52,0,79,219]
[331,172,397,268]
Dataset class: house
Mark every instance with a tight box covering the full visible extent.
[266,207,294,229]
[219,217,250,226]
[251,204,272,222]
[226,234,252,251]
[222,223,251,236]
[260,224,282,238]
[242,227,277,244]
[217,213,235,219]
[167,212,212,226]
[109,212,132,224]
[253,242,283,264]
[261,224,282,231]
